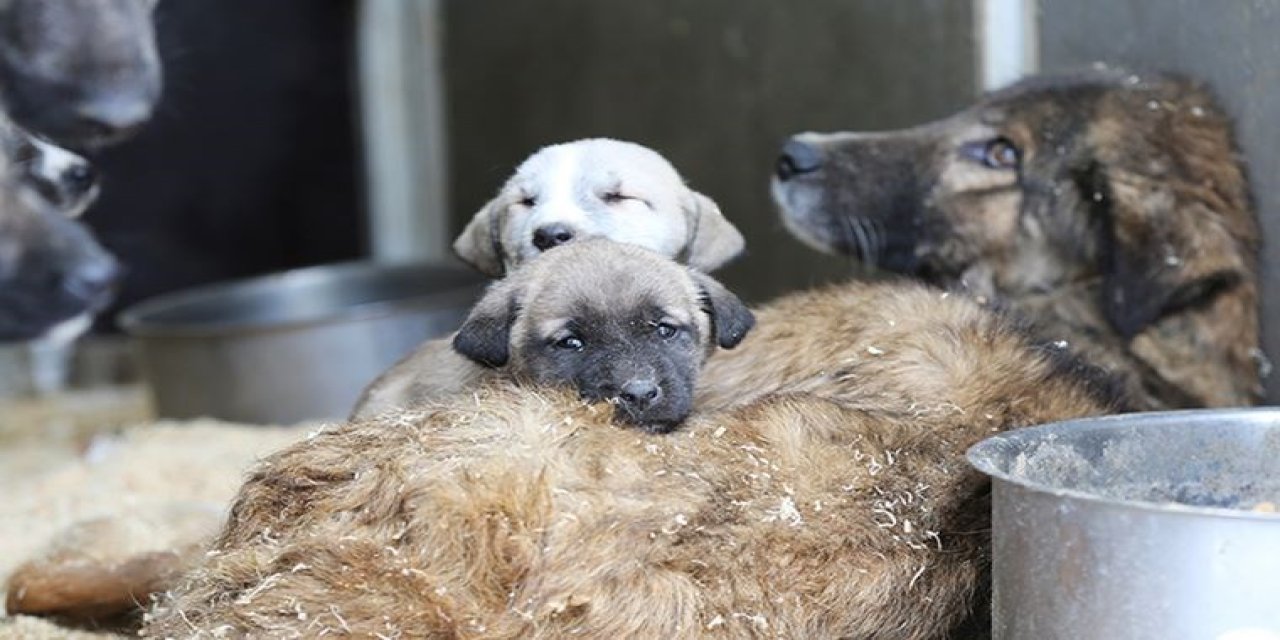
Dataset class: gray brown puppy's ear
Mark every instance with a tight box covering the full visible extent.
[452,280,519,367]
[690,270,754,349]
[453,197,507,277]
[681,190,745,272]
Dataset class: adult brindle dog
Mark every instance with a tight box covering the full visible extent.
[772,69,1260,410]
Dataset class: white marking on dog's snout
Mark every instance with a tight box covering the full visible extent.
[535,144,592,227]
[29,136,98,217]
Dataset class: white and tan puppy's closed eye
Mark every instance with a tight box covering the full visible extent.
[454,138,744,276]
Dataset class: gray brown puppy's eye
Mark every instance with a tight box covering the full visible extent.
[555,335,584,350]
[982,137,1020,169]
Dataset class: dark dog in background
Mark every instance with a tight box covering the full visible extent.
[0,114,116,340]
[0,0,162,340]
[0,0,162,148]
[773,69,1259,409]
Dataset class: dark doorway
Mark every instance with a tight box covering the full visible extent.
[85,0,365,332]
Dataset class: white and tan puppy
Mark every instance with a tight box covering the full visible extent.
[352,239,753,428]
[453,138,744,275]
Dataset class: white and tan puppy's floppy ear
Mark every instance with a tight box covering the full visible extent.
[682,190,745,272]
[453,198,507,277]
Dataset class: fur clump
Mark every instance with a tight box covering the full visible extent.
[146,281,1118,639]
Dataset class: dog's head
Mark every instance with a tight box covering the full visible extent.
[0,0,162,147]
[0,114,118,341]
[771,70,1256,343]
[454,138,744,277]
[451,239,754,431]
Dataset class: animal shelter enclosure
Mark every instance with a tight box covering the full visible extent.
[1,1,1278,638]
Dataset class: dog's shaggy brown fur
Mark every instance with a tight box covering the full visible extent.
[773,70,1260,410]
[144,280,1119,639]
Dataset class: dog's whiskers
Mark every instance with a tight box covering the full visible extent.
[865,217,885,267]
[837,213,878,275]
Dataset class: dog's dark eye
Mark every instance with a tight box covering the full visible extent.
[654,322,679,339]
[981,137,1020,169]
[602,192,631,204]
[555,335,584,351]
[518,195,537,207]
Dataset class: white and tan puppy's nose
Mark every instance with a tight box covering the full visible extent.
[531,224,575,252]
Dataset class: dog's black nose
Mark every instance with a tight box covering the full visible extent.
[61,254,121,305]
[619,379,661,411]
[62,163,98,196]
[776,138,824,180]
[532,225,575,252]
[75,95,154,142]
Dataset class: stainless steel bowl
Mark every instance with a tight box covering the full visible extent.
[120,260,487,424]
[968,408,1280,640]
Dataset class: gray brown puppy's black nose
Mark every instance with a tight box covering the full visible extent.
[619,379,661,411]
[776,138,824,180]
[532,225,575,252]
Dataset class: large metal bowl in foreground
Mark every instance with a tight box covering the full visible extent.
[120,261,487,424]
[968,408,1280,640]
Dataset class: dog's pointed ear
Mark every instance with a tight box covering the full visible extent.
[681,190,745,272]
[453,197,507,277]
[452,280,519,367]
[1090,113,1255,339]
[690,270,754,349]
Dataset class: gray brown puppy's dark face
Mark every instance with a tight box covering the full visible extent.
[452,240,754,432]
[771,70,1255,339]
[517,301,703,431]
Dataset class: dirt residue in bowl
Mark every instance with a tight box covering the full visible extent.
[1005,427,1280,511]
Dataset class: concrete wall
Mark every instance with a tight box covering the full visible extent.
[1038,0,1280,401]
[442,0,977,302]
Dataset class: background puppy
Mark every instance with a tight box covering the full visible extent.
[772,69,1259,409]
[353,239,753,430]
[0,115,117,340]
[453,138,744,276]
[0,0,162,147]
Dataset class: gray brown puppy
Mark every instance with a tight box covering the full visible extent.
[773,69,1259,409]
[453,138,744,276]
[353,238,754,431]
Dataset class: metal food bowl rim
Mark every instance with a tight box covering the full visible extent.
[119,259,487,339]
[966,407,1280,522]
